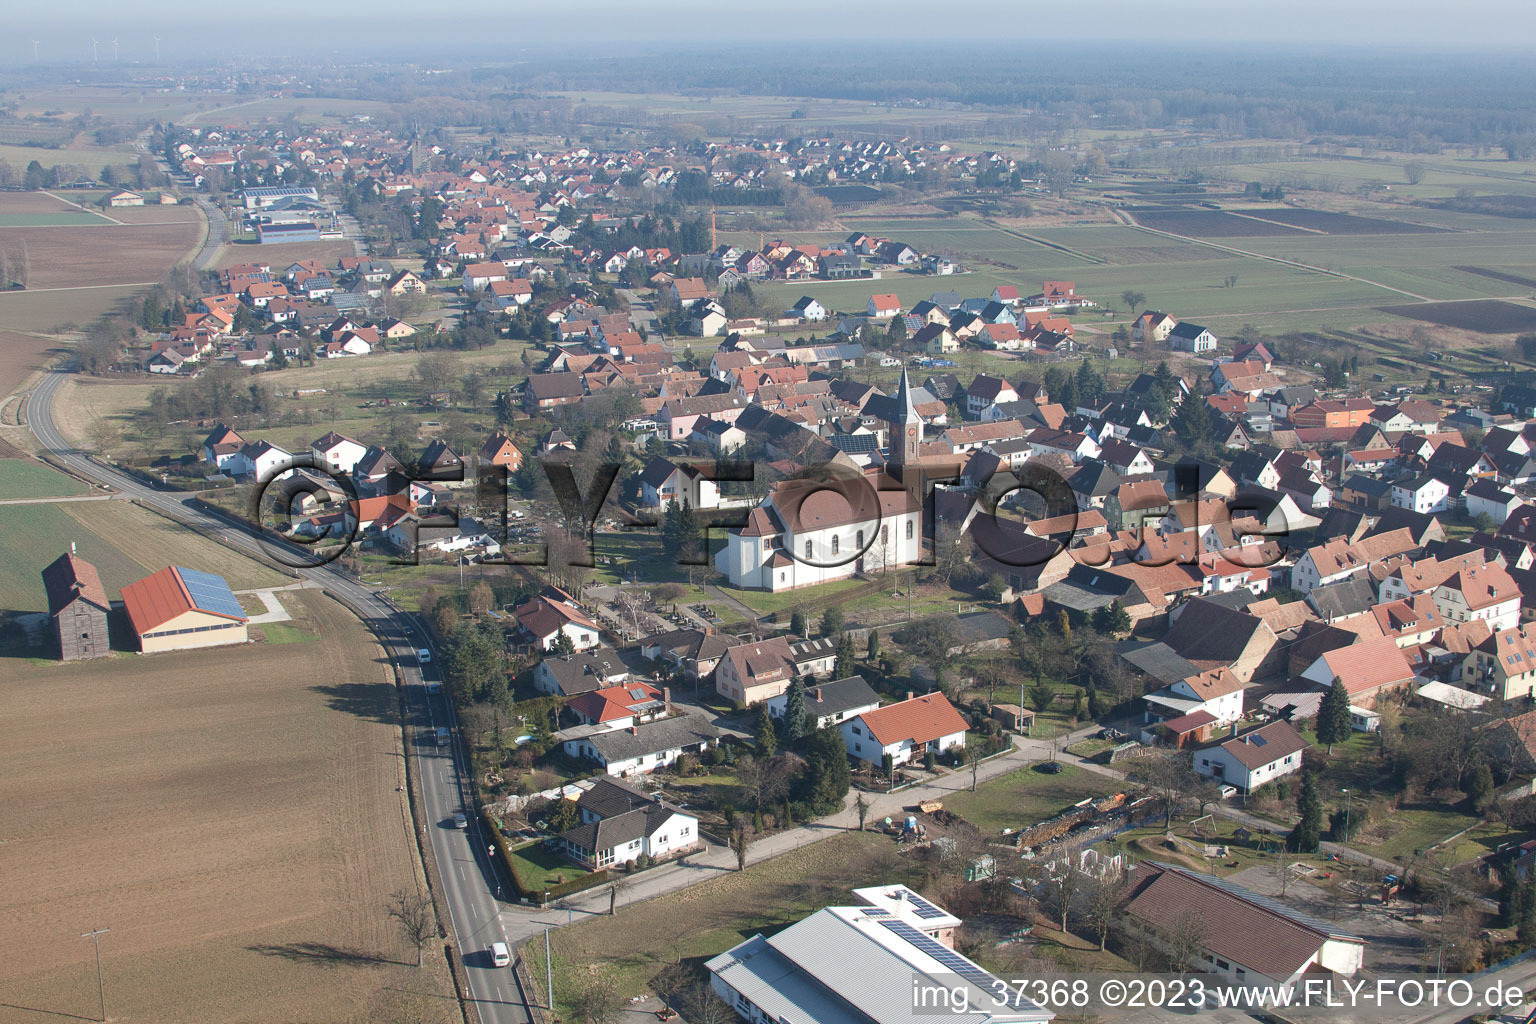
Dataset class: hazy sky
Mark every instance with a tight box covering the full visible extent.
[7,0,1536,64]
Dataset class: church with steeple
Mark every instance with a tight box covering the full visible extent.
[885,367,925,473]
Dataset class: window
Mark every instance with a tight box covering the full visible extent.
[831,536,839,556]
[857,530,865,548]
[882,525,889,545]
[805,540,813,559]
[906,520,914,540]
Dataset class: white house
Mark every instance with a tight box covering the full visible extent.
[841,693,970,767]
[765,675,882,731]
[230,440,294,481]
[514,595,601,651]
[867,293,902,318]
[557,777,699,869]
[1465,480,1523,525]
[1193,720,1308,793]
[788,296,827,322]
[533,648,631,697]
[638,456,721,510]
[1390,475,1451,514]
[1168,322,1218,353]
[1141,668,1246,732]
[561,713,719,777]
[310,431,369,475]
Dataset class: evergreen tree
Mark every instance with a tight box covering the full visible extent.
[820,606,845,637]
[754,704,777,757]
[867,628,880,661]
[1468,762,1495,814]
[790,609,808,638]
[797,728,852,812]
[834,634,858,679]
[1171,388,1214,451]
[552,630,576,656]
[1316,677,1353,754]
[1093,599,1130,635]
[781,678,808,744]
[1074,358,1105,404]
[1289,771,1322,853]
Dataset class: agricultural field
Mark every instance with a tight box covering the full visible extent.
[0,457,91,497]
[0,220,202,289]
[1129,210,1311,237]
[0,497,288,615]
[1375,299,1536,333]
[0,591,458,1024]
[1240,208,1449,234]
[0,330,65,398]
[212,238,358,271]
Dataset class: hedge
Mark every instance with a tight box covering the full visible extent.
[484,810,609,903]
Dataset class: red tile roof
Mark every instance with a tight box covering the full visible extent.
[120,566,247,635]
[857,693,970,747]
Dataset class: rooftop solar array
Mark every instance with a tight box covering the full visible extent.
[877,919,1038,1011]
[901,890,951,920]
[176,567,247,620]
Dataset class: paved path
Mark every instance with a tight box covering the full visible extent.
[240,589,293,625]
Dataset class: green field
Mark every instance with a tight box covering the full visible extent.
[0,458,93,497]
[0,210,117,227]
[0,502,147,612]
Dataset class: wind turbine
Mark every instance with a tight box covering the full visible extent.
[153,36,160,61]
[31,40,39,63]
[111,37,118,62]
[90,38,98,63]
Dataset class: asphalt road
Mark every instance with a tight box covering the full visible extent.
[26,367,530,1024]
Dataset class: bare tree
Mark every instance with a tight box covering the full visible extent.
[855,793,870,832]
[1162,908,1208,974]
[386,888,436,967]
[675,982,735,1024]
[569,973,625,1024]
[1085,871,1127,950]
[1404,161,1427,186]
[1126,749,1199,828]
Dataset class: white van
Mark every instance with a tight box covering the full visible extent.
[490,942,511,968]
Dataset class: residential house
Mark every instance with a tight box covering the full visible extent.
[766,675,882,731]
[1168,322,1218,353]
[639,457,721,510]
[557,777,699,869]
[841,692,971,766]
[515,595,602,651]
[1191,720,1310,793]
[562,713,719,777]
[714,635,839,705]
[533,648,631,697]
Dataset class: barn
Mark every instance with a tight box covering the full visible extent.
[120,566,249,653]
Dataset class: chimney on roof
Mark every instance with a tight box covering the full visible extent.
[1230,722,1239,738]
[71,541,77,555]
[630,725,638,735]
[907,691,914,701]
[815,686,823,703]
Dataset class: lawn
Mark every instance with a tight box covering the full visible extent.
[508,840,593,893]
[253,621,320,645]
[0,457,93,497]
[522,830,921,1014]
[941,764,1122,838]
[722,576,871,615]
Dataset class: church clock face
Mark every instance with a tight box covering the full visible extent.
[907,427,917,437]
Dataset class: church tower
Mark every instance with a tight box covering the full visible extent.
[887,368,924,472]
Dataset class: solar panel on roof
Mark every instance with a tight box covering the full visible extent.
[900,890,951,920]
[1250,734,1268,747]
[876,919,1040,1011]
[175,567,247,620]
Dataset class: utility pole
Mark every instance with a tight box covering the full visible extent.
[1341,787,1352,838]
[81,926,110,1022]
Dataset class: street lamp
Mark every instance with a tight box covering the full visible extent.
[1341,788,1351,839]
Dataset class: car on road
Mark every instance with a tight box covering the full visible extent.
[426,681,441,695]
[1035,760,1064,774]
[416,647,432,664]
[490,942,510,968]
[1219,784,1238,799]
[453,812,468,829]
